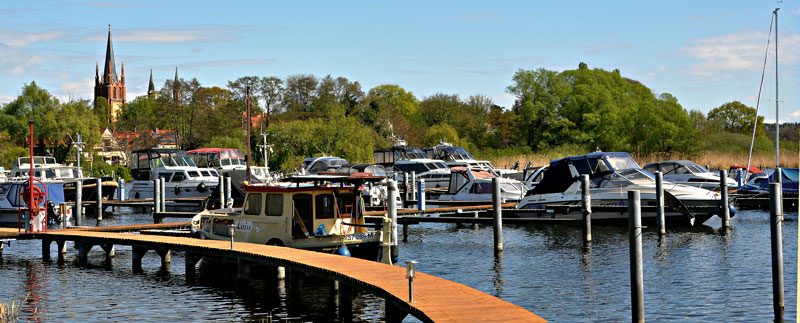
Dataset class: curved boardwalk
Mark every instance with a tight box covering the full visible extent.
[5,227,545,322]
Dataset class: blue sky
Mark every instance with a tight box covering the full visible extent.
[1,1,798,122]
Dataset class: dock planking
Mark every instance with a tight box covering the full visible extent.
[9,225,545,322]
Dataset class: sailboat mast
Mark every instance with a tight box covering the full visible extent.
[774,8,780,168]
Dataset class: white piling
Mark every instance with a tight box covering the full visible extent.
[492,177,503,256]
[580,174,592,244]
[95,178,103,221]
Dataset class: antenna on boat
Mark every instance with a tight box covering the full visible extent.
[257,132,273,175]
[69,133,85,178]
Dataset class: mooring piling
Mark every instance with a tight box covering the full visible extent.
[417,179,425,211]
[769,182,785,321]
[719,170,729,228]
[160,178,167,210]
[225,176,232,207]
[580,174,592,244]
[153,179,161,215]
[388,180,399,261]
[628,190,644,323]
[118,177,125,201]
[655,171,665,235]
[75,180,83,227]
[95,177,103,221]
[492,177,503,256]
[218,175,225,207]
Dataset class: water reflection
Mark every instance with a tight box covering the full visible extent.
[493,254,504,298]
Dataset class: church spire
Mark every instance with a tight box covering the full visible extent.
[103,24,117,82]
[147,69,155,99]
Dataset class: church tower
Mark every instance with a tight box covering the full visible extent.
[94,25,125,123]
[147,69,156,99]
[173,67,181,107]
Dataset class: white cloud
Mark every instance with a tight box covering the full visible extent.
[58,78,93,102]
[679,31,800,75]
[81,27,245,44]
[0,29,66,47]
[0,94,14,104]
[492,92,516,109]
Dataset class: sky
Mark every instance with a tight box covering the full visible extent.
[1,1,799,122]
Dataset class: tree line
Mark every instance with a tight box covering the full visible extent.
[0,62,782,174]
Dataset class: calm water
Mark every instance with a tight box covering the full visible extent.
[0,209,796,322]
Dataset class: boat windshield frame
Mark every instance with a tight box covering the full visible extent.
[592,168,654,188]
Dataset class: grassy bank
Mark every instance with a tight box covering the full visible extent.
[489,149,800,171]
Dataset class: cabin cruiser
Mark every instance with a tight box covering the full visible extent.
[513,152,731,226]
[373,144,429,168]
[191,174,393,263]
[188,147,275,205]
[643,160,723,190]
[423,142,523,179]
[127,149,220,203]
[391,159,451,189]
[8,156,118,202]
[431,167,527,206]
[738,168,798,195]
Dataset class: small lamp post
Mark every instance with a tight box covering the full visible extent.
[406,260,418,302]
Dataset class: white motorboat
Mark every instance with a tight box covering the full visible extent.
[127,149,220,203]
[432,166,527,206]
[513,152,732,226]
[423,142,522,179]
[391,159,451,189]
[643,160,723,190]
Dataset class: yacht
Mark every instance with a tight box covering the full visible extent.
[7,156,118,202]
[391,159,451,189]
[191,174,393,263]
[127,148,220,203]
[301,156,348,174]
[432,166,527,206]
[513,152,731,226]
[423,142,523,179]
[643,160,723,190]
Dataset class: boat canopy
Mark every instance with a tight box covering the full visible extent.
[131,148,196,170]
[187,148,245,168]
[529,152,647,195]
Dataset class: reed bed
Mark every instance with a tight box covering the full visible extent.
[0,294,28,323]
[490,150,800,170]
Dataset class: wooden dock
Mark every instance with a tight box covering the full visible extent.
[4,225,545,322]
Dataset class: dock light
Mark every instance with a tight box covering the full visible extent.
[229,224,235,249]
[406,260,417,302]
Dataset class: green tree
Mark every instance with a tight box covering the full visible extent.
[506,68,570,150]
[707,101,765,136]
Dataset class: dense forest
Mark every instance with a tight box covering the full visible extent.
[0,63,792,177]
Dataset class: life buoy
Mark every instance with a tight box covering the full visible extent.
[21,180,47,213]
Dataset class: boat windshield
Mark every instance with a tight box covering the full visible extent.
[604,155,640,171]
[685,164,709,174]
[396,147,428,160]
[592,169,654,188]
[150,151,196,167]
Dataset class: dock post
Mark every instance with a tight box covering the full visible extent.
[100,243,115,259]
[77,241,91,264]
[218,176,225,208]
[628,190,644,323]
[736,169,742,188]
[153,179,161,223]
[580,174,592,244]
[403,172,409,203]
[388,180,399,263]
[56,240,66,262]
[132,246,147,273]
[403,223,408,242]
[410,171,416,202]
[339,282,354,320]
[160,178,166,211]
[492,177,503,256]
[473,211,479,230]
[118,177,125,201]
[156,249,171,271]
[184,253,199,280]
[75,180,82,227]
[225,176,232,207]
[655,171,666,235]
[417,179,425,211]
[41,239,51,261]
[95,178,103,221]
[719,170,729,228]
[769,182,785,320]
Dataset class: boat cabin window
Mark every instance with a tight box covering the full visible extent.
[571,158,592,174]
[188,171,200,178]
[660,163,679,175]
[336,193,355,216]
[200,170,210,176]
[309,162,329,174]
[243,193,263,215]
[448,172,469,194]
[469,182,493,194]
[157,172,171,180]
[136,153,149,169]
[171,172,186,182]
[265,194,283,216]
[316,194,335,219]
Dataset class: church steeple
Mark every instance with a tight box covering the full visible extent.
[173,67,181,107]
[94,24,125,124]
[102,24,117,83]
[147,69,156,99]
